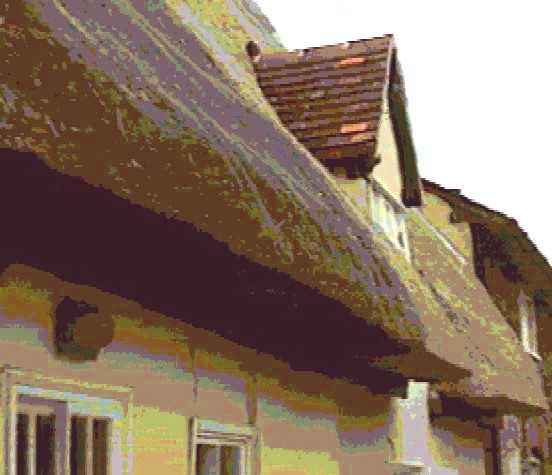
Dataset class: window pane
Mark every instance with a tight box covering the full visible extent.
[71,416,87,475]
[36,414,55,475]
[527,304,538,353]
[221,446,241,475]
[16,413,30,475]
[196,444,221,475]
[93,419,110,475]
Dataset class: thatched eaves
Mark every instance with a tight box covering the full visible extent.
[406,207,547,413]
[421,179,552,302]
[0,1,546,410]
[246,31,548,412]
[422,179,552,399]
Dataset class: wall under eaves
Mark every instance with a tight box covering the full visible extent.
[0,268,400,475]
[0,269,497,475]
[430,416,488,475]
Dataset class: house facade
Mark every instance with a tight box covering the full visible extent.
[419,179,552,475]
[0,1,550,475]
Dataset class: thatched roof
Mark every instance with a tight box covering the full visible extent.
[422,179,552,304]
[422,179,552,398]
[405,203,547,413]
[0,1,547,410]
[247,30,548,412]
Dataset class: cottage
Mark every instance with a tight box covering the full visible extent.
[248,33,550,474]
[0,1,549,475]
[419,179,552,474]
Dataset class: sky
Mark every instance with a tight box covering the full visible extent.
[253,0,552,263]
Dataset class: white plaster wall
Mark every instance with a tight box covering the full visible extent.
[389,382,486,475]
[0,278,488,475]
[431,417,487,475]
[0,278,394,475]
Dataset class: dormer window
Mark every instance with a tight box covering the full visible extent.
[518,290,540,360]
[249,36,424,208]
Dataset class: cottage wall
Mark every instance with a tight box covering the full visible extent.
[0,273,498,475]
[0,275,398,475]
[0,285,193,474]
[387,383,487,475]
[430,417,487,475]
[256,372,340,475]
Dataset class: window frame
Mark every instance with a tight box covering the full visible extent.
[517,290,540,361]
[1,366,133,475]
[524,455,541,475]
[189,418,257,475]
[368,179,411,260]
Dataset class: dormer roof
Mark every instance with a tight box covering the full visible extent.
[249,34,423,206]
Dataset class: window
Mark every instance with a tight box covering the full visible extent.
[504,446,522,475]
[195,445,241,475]
[524,454,541,475]
[70,415,110,475]
[368,181,410,259]
[2,367,132,475]
[15,395,110,475]
[518,291,539,359]
[190,419,256,475]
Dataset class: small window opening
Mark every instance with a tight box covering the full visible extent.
[398,231,405,248]
[518,291,539,357]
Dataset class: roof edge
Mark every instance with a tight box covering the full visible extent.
[387,47,424,207]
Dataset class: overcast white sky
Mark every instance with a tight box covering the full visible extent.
[254,0,552,263]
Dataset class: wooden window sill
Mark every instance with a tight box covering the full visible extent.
[526,350,542,362]
[386,460,426,474]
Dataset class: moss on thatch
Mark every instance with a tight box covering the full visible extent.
[0,0,547,410]
[406,207,547,411]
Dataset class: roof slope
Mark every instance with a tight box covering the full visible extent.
[422,179,552,300]
[0,1,546,409]
[405,206,547,412]
[422,179,552,399]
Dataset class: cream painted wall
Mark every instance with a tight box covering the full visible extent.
[256,370,341,475]
[0,287,194,475]
[388,383,486,475]
[373,97,404,203]
[0,276,489,475]
[0,275,394,475]
[431,417,487,475]
[335,385,394,475]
